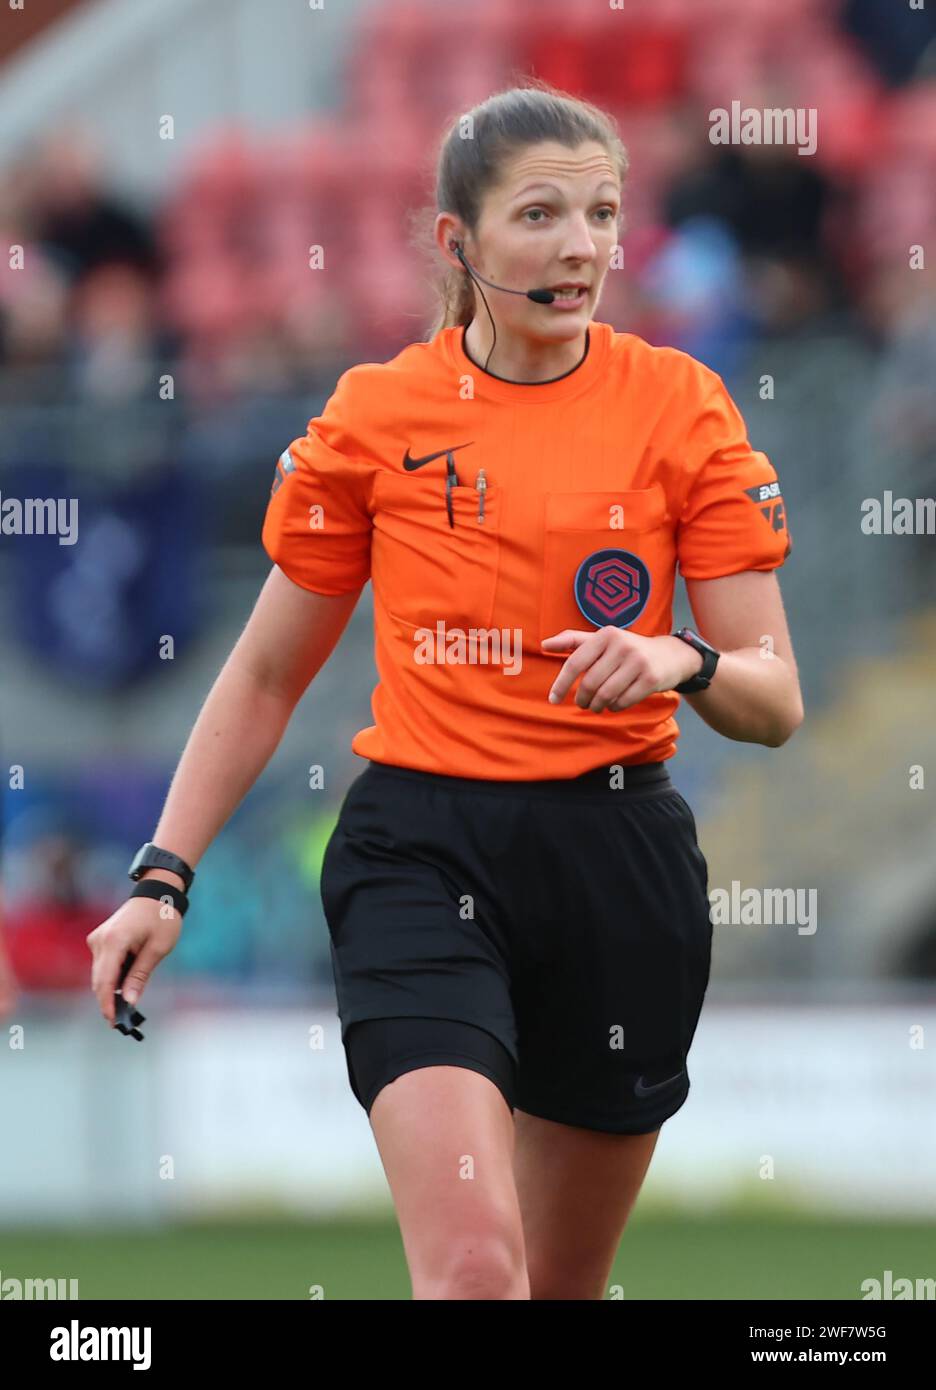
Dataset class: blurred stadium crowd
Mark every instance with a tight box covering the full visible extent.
[2,0,935,397]
[1,0,935,1005]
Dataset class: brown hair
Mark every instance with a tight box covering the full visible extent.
[409,77,629,339]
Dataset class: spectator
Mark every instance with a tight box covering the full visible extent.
[17,129,161,286]
[3,818,116,993]
[0,736,19,1018]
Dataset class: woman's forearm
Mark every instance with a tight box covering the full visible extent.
[681,646,804,747]
[137,657,299,890]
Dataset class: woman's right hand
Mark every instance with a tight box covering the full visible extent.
[87,896,184,1026]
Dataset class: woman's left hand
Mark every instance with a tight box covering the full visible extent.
[541,628,703,713]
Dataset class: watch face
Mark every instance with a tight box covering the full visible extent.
[685,629,718,658]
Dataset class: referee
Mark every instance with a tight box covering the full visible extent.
[88,84,802,1300]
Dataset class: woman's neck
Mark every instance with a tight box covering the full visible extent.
[462,319,589,383]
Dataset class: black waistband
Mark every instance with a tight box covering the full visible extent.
[363,759,672,800]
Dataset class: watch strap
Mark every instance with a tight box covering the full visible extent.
[672,627,719,693]
[128,841,195,892]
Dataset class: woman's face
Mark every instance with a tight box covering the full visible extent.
[450,139,622,342]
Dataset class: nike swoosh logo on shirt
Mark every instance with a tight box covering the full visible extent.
[402,442,473,470]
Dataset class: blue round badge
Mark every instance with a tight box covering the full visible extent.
[573,548,651,628]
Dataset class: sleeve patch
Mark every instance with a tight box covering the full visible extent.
[744,479,788,539]
[270,448,297,496]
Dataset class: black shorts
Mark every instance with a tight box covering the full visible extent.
[319,759,712,1134]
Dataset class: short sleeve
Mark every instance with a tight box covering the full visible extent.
[676,377,792,580]
[261,370,374,595]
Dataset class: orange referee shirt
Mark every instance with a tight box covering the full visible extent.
[262,320,791,780]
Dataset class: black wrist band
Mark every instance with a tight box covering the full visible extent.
[129,879,189,918]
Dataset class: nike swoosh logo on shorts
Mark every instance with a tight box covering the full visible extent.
[633,1068,685,1098]
[402,442,473,470]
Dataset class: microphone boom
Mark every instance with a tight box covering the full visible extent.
[453,244,555,304]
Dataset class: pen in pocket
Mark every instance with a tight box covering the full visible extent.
[476,468,487,524]
[445,451,458,528]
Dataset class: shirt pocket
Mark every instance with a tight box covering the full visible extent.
[372,470,502,631]
[539,485,671,646]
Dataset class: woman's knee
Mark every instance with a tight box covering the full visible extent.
[414,1228,529,1300]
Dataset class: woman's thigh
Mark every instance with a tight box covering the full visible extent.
[367,1061,529,1300]
[513,1109,660,1300]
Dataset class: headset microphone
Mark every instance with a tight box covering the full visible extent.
[451,243,555,304]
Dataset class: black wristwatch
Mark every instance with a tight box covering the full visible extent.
[128,842,196,893]
[672,627,720,693]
